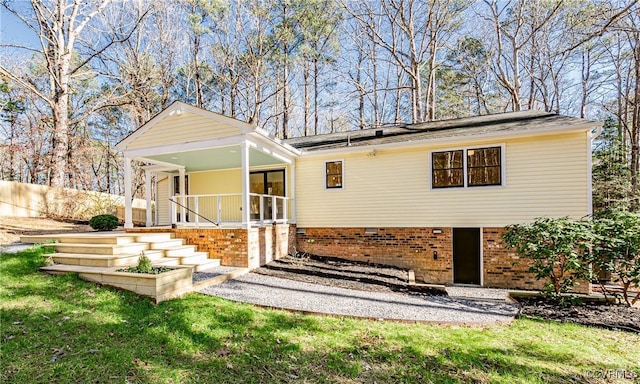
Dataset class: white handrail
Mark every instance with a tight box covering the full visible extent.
[170,193,291,227]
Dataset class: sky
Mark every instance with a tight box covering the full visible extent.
[0,4,40,60]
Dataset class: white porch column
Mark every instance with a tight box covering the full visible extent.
[145,169,152,227]
[240,141,251,229]
[290,161,296,223]
[179,168,186,224]
[124,156,133,229]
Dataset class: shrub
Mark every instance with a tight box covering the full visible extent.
[591,211,640,306]
[503,217,593,298]
[136,253,153,274]
[88,214,119,231]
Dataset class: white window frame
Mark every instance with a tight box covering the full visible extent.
[324,159,344,190]
[429,143,506,190]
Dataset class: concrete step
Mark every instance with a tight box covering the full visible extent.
[50,250,165,267]
[153,258,181,267]
[56,234,137,245]
[149,239,185,250]
[53,242,150,255]
[134,233,174,243]
[162,245,197,257]
[40,264,111,276]
[20,232,134,245]
[187,259,221,272]
[165,252,210,265]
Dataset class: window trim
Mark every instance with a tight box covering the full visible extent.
[429,144,506,190]
[324,159,344,190]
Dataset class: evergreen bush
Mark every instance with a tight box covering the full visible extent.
[88,214,119,231]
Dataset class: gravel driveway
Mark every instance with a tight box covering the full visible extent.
[199,273,519,324]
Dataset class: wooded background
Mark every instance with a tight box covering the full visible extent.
[0,0,638,212]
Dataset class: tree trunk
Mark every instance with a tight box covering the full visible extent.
[631,31,640,211]
[303,60,310,136]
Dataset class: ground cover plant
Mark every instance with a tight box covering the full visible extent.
[1,246,639,384]
[117,253,170,274]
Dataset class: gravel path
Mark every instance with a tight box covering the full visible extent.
[0,243,34,254]
[199,273,519,324]
[193,266,242,284]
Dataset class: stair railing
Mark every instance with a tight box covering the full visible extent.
[169,198,219,227]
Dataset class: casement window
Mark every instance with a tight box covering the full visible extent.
[431,146,503,188]
[325,160,343,189]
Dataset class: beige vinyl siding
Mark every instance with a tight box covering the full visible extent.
[188,166,293,222]
[188,169,242,221]
[295,132,589,228]
[127,111,242,150]
[156,177,169,225]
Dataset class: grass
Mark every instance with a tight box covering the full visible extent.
[1,246,639,383]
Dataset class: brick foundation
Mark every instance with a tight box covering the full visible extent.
[296,227,453,285]
[126,225,295,269]
[296,226,591,293]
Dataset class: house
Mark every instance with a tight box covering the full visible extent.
[116,101,601,291]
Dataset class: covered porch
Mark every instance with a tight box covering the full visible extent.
[116,101,301,230]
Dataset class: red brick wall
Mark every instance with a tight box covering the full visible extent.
[174,228,250,267]
[483,227,543,290]
[296,226,591,292]
[296,227,453,285]
[484,228,591,294]
[127,225,295,269]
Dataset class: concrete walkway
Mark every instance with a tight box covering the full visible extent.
[199,273,519,324]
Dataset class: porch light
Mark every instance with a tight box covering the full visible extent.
[432,229,443,234]
[175,108,183,116]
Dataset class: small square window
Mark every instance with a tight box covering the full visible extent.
[326,161,343,189]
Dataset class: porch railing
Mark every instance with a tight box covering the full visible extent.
[169,193,291,228]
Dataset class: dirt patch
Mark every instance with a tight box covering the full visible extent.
[0,216,93,244]
[517,297,639,333]
[254,255,444,296]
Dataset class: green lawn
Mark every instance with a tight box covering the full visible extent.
[1,246,639,383]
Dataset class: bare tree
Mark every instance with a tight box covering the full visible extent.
[0,0,147,188]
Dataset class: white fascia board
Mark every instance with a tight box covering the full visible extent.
[298,122,602,158]
[134,157,184,171]
[248,132,301,157]
[141,164,183,172]
[123,135,245,158]
[246,139,293,164]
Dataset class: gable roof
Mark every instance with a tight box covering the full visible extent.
[285,111,601,152]
[116,101,255,151]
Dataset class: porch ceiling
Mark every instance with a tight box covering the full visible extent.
[144,146,284,172]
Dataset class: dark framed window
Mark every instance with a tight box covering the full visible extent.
[173,175,189,194]
[467,147,501,187]
[432,150,464,188]
[325,160,343,189]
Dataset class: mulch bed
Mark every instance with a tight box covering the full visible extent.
[516,297,640,333]
[255,255,639,332]
[253,255,445,296]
